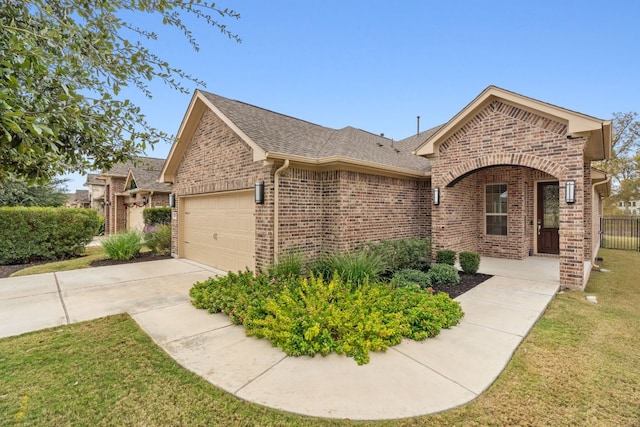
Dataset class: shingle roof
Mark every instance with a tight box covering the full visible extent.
[84,173,104,186]
[395,125,444,152]
[74,190,90,203]
[201,91,432,174]
[102,157,172,192]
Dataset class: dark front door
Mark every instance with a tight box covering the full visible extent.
[537,182,560,254]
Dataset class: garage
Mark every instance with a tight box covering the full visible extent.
[180,190,256,272]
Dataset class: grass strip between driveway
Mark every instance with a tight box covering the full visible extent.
[1,248,639,426]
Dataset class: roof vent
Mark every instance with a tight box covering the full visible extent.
[376,142,383,147]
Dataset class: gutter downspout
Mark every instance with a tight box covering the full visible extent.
[592,173,611,269]
[273,159,290,264]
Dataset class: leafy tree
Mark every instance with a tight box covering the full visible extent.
[0,177,69,207]
[0,0,240,183]
[595,112,640,208]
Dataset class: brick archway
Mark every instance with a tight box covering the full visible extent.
[442,153,567,187]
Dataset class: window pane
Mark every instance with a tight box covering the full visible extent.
[542,185,559,228]
[486,215,507,236]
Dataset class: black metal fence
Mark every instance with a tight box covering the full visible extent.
[601,217,640,251]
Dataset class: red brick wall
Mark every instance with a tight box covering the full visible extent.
[432,100,589,289]
[278,168,430,259]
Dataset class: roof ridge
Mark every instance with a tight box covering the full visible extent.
[201,90,336,132]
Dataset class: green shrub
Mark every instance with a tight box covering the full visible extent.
[190,271,464,365]
[101,230,142,260]
[267,250,305,278]
[143,224,171,255]
[391,269,432,288]
[0,207,100,264]
[143,207,171,226]
[364,238,431,273]
[427,263,460,285]
[436,249,456,266]
[459,251,481,274]
[311,250,384,285]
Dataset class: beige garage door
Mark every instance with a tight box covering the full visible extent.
[181,191,255,272]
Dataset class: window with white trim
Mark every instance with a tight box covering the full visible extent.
[486,184,507,235]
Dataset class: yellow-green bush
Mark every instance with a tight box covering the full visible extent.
[190,271,464,365]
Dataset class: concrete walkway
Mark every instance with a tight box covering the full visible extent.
[0,257,559,420]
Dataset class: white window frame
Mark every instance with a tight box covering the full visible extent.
[485,183,508,236]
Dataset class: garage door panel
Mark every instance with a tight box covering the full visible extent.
[182,192,255,272]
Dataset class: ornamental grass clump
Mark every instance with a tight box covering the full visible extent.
[311,250,384,285]
[101,230,142,261]
[190,271,464,365]
[267,250,305,278]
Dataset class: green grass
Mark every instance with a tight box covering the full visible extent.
[10,246,108,277]
[1,249,639,425]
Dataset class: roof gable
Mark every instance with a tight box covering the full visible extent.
[120,158,172,193]
[414,86,612,161]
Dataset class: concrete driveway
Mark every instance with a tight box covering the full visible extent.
[0,258,559,420]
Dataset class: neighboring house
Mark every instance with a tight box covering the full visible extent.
[84,173,105,216]
[160,86,612,290]
[66,190,91,208]
[617,199,640,215]
[99,157,173,234]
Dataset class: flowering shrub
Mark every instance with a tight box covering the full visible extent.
[190,271,464,365]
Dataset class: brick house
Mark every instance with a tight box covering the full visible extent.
[99,157,172,234]
[160,86,612,289]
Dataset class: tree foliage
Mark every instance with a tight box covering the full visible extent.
[0,177,69,207]
[595,112,640,205]
[0,0,240,183]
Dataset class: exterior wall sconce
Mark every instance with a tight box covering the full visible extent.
[255,181,265,204]
[141,196,148,206]
[169,193,176,208]
[565,180,576,204]
[433,187,440,205]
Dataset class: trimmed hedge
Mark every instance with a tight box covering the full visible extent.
[436,249,456,266]
[0,207,100,264]
[143,207,171,226]
[459,251,481,274]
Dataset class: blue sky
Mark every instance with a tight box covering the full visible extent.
[64,0,640,191]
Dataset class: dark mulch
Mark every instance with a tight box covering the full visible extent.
[431,272,493,298]
[0,252,172,279]
[90,252,172,267]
